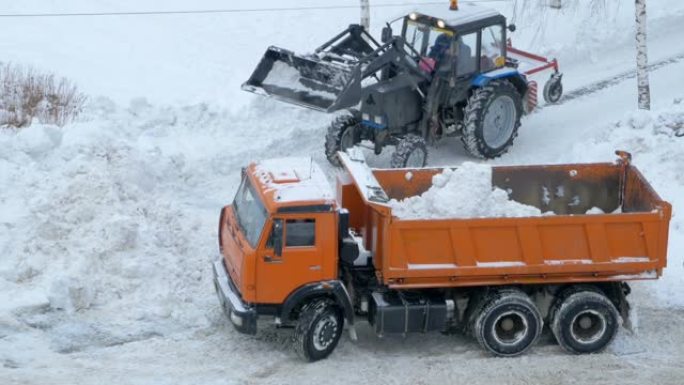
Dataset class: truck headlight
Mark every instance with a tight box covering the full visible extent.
[230,310,243,327]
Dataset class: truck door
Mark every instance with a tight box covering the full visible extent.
[255,215,324,304]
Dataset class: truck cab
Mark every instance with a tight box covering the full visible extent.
[213,158,353,338]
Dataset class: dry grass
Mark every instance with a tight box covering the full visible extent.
[0,63,87,128]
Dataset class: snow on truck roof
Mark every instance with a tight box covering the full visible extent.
[252,157,335,206]
[417,3,500,27]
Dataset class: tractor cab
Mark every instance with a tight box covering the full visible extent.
[397,4,510,77]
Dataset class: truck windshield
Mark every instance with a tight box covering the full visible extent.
[233,176,267,248]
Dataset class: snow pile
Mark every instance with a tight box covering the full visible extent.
[389,162,544,219]
[0,96,331,363]
[563,99,684,307]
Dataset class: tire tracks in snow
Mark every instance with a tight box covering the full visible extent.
[540,51,684,109]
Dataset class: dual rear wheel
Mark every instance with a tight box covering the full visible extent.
[471,286,620,357]
[549,286,620,354]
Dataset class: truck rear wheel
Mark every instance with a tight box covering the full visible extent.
[293,299,344,362]
[325,113,361,167]
[462,80,522,159]
[390,134,428,168]
[472,289,542,357]
[550,288,619,354]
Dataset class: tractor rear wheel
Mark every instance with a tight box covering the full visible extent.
[325,113,361,167]
[390,134,428,168]
[462,80,522,159]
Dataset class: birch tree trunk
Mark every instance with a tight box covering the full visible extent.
[360,0,370,30]
[635,0,650,110]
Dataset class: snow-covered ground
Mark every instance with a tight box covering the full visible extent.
[1,1,684,384]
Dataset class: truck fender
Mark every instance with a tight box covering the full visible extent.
[471,69,528,97]
[280,280,355,326]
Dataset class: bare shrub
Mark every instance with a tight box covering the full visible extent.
[0,63,87,128]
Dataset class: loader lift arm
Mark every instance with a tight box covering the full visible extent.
[329,36,432,111]
[314,24,382,61]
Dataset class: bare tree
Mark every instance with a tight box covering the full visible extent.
[635,0,650,110]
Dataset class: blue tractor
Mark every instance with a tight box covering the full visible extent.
[243,3,562,167]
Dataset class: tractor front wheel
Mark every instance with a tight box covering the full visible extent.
[462,80,523,159]
[325,113,361,167]
[391,134,428,168]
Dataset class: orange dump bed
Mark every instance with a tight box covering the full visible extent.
[338,153,671,289]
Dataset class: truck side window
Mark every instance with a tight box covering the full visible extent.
[286,219,315,247]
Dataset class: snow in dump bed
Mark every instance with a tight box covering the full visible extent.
[253,157,334,203]
[390,162,546,219]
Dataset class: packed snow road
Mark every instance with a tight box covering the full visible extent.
[1,1,684,384]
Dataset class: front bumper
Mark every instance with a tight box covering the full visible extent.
[212,258,257,335]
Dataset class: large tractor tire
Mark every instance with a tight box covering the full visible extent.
[549,286,619,354]
[293,298,344,362]
[390,134,428,168]
[471,288,543,357]
[462,80,523,159]
[325,113,361,167]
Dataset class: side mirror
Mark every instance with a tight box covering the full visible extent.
[381,24,393,43]
[508,24,516,32]
[273,219,283,257]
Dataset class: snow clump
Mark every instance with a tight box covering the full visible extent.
[389,162,545,219]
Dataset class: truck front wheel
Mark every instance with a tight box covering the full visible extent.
[472,289,543,357]
[550,289,619,354]
[293,299,344,362]
[462,80,522,159]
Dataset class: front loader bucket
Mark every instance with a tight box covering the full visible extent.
[242,46,353,112]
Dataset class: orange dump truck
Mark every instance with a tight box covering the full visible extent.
[212,151,671,361]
